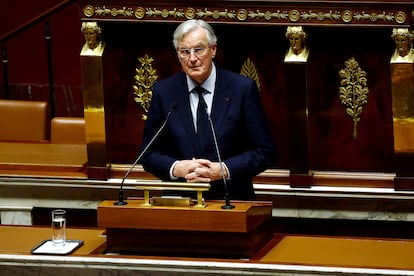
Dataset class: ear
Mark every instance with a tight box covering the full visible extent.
[210,44,217,58]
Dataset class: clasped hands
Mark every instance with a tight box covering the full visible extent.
[173,158,227,182]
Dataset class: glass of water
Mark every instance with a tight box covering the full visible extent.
[51,209,66,246]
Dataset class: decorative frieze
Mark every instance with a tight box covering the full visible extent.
[82,4,409,26]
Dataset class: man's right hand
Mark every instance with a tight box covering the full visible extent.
[172,159,202,179]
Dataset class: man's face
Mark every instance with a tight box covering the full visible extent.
[177,27,217,84]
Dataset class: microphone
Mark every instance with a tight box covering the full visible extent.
[114,103,177,206]
[202,101,235,209]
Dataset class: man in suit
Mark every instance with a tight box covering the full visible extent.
[141,19,276,200]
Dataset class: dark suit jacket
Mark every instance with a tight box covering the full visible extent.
[141,67,277,200]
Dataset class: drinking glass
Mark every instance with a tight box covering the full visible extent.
[51,209,66,246]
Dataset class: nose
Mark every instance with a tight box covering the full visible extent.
[188,51,198,61]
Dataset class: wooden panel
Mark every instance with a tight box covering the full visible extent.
[98,199,273,258]
[0,142,87,178]
[98,199,273,232]
[105,220,273,258]
[0,226,105,255]
[308,27,395,173]
[98,23,395,173]
[261,234,414,270]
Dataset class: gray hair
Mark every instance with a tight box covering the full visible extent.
[173,19,217,49]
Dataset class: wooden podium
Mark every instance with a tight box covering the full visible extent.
[97,199,273,258]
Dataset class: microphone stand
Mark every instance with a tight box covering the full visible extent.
[205,107,235,209]
[113,152,141,206]
[114,104,176,206]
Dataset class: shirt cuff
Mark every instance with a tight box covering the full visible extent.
[169,160,179,180]
[222,162,231,180]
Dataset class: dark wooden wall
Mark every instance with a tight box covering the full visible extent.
[99,21,395,175]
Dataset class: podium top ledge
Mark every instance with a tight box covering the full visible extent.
[99,199,272,212]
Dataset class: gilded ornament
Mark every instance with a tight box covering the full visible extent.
[161,9,169,18]
[146,8,184,18]
[354,12,370,21]
[301,11,340,21]
[317,12,325,21]
[370,13,378,22]
[95,6,110,16]
[237,9,248,21]
[133,55,158,120]
[94,6,134,17]
[339,58,369,139]
[196,8,236,20]
[395,11,406,24]
[342,10,353,22]
[285,26,309,62]
[87,5,399,25]
[240,57,260,92]
[135,7,145,19]
[213,10,221,19]
[288,10,300,22]
[248,10,288,21]
[264,11,273,21]
[83,5,95,17]
[185,8,196,19]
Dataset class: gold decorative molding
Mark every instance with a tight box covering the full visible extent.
[133,55,158,120]
[95,6,134,17]
[339,58,369,140]
[240,57,260,91]
[82,5,406,25]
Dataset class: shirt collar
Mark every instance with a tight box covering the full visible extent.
[187,63,216,94]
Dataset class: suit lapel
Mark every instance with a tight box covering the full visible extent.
[211,69,232,134]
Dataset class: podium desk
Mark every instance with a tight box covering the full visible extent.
[98,199,274,258]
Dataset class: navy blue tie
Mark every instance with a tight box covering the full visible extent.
[196,86,210,152]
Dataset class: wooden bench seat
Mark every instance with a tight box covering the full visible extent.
[0,142,88,178]
[259,234,414,270]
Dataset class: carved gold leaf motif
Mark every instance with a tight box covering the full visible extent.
[339,57,369,139]
[240,57,260,91]
[133,55,158,120]
[87,5,405,24]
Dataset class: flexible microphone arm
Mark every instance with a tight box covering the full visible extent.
[114,104,177,206]
[204,104,235,209]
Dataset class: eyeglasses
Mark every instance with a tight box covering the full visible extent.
[177,47,210,58]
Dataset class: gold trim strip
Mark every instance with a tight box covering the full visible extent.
[83,5,406,25]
